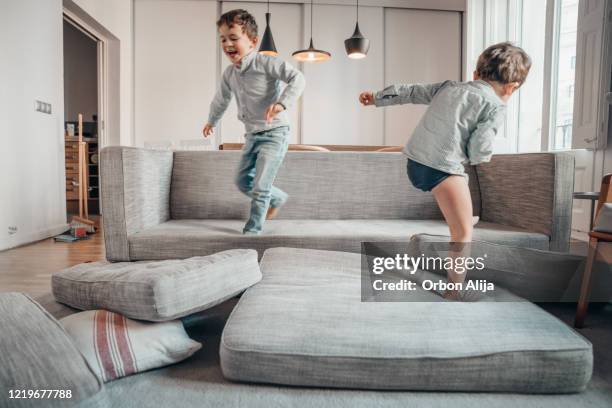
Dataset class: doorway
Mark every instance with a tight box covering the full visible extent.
[63,16,102,217]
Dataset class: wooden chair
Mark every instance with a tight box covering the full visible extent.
[575,174,612,328]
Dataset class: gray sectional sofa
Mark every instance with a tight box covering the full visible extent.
[4,148,596,408]
[101,147,574,261]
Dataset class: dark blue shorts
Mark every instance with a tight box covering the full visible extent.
[407,159,451,192]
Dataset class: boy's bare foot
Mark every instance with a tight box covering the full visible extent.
[266,206,280,220]
[267,198,288,220]
[443,289,460,301]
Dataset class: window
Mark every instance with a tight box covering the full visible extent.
[517,0,579,151]
[517,0,548,153]
[550,0,579,150]
[471,0,582,153]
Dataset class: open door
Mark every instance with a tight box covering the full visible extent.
[63,16,102,217]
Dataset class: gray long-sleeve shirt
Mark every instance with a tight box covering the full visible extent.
[375,79,506,176]
[208,51,306,135]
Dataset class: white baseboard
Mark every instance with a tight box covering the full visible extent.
[0,223,70,252]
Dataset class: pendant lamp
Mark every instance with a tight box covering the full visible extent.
[345,0,369,59]
[259,0,278,56]
[292,0,331,62]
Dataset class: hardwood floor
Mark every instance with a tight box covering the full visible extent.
[0,218,105,297]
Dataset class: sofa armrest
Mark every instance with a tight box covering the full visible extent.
[100,147,174,261]
[475,152,574,252]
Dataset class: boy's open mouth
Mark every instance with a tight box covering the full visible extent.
[225,50,239,58]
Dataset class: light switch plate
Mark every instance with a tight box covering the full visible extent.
[35,100,52,114]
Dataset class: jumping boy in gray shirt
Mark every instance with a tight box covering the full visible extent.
[360,42,531,247]
[203,9,305,235]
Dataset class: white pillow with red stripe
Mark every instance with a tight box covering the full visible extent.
[60,310,202,382]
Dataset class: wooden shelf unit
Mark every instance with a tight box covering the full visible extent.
[65,136,99,213]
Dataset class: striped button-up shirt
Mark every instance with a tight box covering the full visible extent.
[208,51,306,135]
[375,79,506,176]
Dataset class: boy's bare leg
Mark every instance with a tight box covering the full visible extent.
[432,175,474,243]
[432,176,474,299]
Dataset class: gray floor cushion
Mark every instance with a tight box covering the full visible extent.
[128,219,549,260]
[0,293,103,407]
[220,247,593,393]
[52,249,261,322]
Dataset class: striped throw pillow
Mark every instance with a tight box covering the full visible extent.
[60,310,201,382]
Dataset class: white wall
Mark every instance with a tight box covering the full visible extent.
[134,0,218,147]
[0,0,68,251]
[134,0,465,148]
[71,0,134,146]
[384,8,462,146]
[301,4,385,145]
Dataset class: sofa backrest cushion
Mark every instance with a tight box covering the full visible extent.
[475,152,574,241]
[170,151,481,220]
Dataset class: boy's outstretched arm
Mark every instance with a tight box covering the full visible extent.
[372,80,454,107]
[467,106,506,165]
[205,68,233,136]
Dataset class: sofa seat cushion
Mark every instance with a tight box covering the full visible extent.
[219,248,593,392]
[128,219,549,260]
[52,249,261,322]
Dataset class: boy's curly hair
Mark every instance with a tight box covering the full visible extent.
[217,9,258,40]
[476,42,532,86]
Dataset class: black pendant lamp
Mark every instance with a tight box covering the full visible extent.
[345,0,369,59]
[259,0,278,56]
[292,0,331,62]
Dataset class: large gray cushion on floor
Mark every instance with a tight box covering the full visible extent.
[52,249,261,322]
[220,247,593,393]
[0,293,103,407]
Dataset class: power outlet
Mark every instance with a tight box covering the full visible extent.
[35,100,52,114]
[8,226,17,235]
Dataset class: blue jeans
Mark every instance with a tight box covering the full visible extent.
[235,126,289,234]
